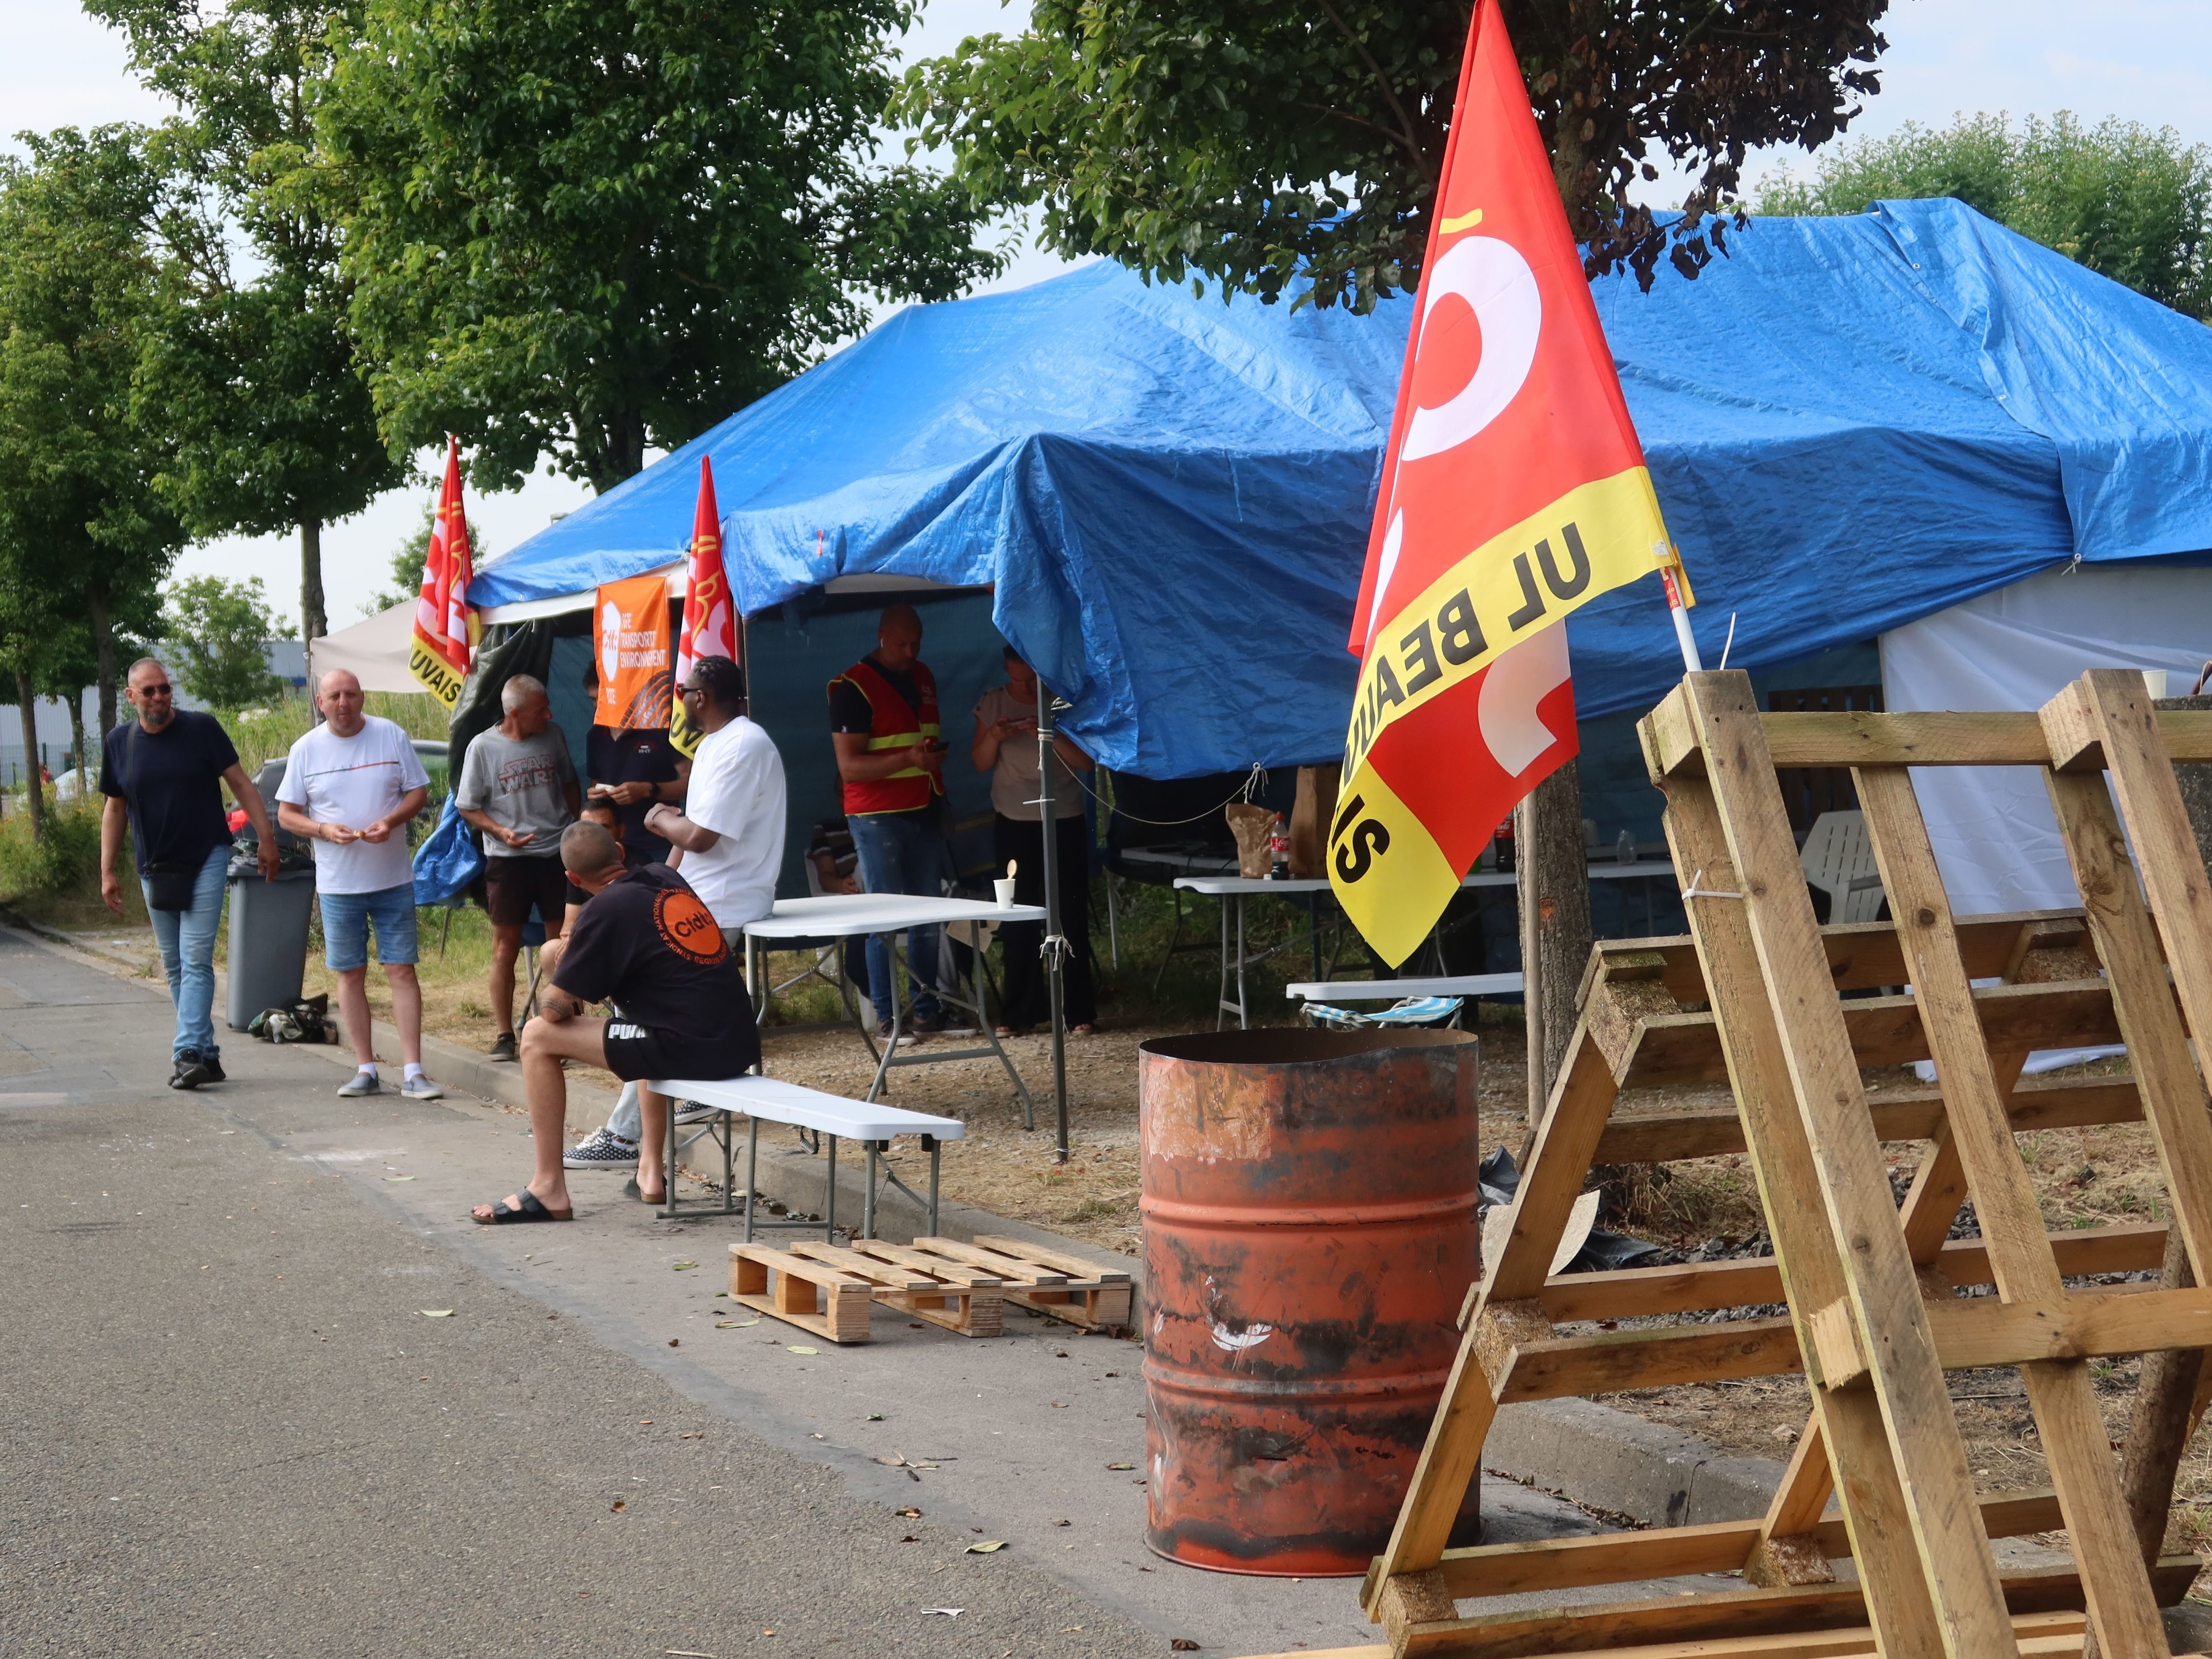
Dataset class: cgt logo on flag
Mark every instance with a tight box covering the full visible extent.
[408,436,480,710]
[1328,0,1674,966]
[670,456,737,759]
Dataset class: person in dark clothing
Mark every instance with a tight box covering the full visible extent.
[97,657,280,1089]
[971,645,1098,1033]
[471,820,757,1223]
[581,659,688,865]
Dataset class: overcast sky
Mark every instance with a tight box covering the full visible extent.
[10,0,2210,635]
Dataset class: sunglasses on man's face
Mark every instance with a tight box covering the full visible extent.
[678,683,708,700]
[137,683,173,697]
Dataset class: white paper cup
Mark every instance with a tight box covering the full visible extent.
[994,877,1018,908]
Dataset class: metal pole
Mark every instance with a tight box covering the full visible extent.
[1036,675,1070,1162]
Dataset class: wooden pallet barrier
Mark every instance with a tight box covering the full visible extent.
[915,1235,1135,1333]
[1298,672,2212,1659]
[730,1240,1005,1342]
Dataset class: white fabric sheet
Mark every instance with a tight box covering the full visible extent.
[1879,562,2212,1071]
[307,602,423,695]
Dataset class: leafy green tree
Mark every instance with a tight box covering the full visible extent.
[307,0,1006,495]
[90,0,408,648]
[1758,112,2212,318]
[896,0,1891,311]
[0,126,180,742]
[163,575,289,713]
[0,561,72,840]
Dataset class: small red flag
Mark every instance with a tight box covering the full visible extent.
[670,457,736,756]
[1328,0,1675,964]
[407,436,479,709]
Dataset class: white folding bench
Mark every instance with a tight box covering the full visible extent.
[649,1073,964,1239]
[1285,973,1523,1004]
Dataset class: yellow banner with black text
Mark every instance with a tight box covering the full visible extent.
[1343,466,1664,777]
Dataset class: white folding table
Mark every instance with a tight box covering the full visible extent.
[740,894,1049,1124]
[1284,973,1526,1002]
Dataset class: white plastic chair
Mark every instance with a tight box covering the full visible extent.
[1801,810,1885,924]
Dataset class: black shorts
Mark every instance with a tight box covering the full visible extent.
[484,855,569,928]
[599,1020,757,1085]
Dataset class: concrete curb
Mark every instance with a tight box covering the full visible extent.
[1485,1398,1785,1526]
[7,912,1811,1529]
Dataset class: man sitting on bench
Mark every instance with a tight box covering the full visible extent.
[472,820,759,1224]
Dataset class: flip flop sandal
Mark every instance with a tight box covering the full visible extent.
[474,1189,574,1225]
[623,1175,668,1206]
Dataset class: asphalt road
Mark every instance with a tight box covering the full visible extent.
[0,922,1624,1659]
[0,928,1167,1659]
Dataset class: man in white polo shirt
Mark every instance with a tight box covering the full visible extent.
[644,653,786,942]
[275,669,444,1100]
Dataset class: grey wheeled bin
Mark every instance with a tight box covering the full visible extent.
[224,754,320,1031]
[225,867,317,1031]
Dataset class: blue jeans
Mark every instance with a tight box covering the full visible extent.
[319,882,421,972]
[609,1080,641,1141]
[846,812,946,1020]
[144,844,230,1063]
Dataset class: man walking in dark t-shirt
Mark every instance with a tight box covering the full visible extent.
[471,820,757,1223]
[97,657,280,1089]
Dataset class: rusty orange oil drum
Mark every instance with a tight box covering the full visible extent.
[1137,1027,1481,1576]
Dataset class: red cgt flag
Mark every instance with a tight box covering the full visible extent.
[407,436,479,710]
[1327,0,1675,965]
[669,456,736,757]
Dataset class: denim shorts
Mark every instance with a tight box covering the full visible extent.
[320,882,421,972]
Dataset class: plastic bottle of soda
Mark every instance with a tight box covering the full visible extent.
[1269,813,1291,880]
[1494,815,1516,873]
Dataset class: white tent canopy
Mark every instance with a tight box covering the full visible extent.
[307,601,423,695]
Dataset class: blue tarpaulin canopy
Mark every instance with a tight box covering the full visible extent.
[471,199,2212,776]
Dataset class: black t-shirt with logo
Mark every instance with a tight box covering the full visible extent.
[552,863,758,1064]
[96,711,241,874]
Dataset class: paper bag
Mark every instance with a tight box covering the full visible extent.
[1224,802,1275,878]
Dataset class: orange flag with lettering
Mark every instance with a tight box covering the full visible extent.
[669,457,736,757]
[407,437,480,709]
[1327,0,1675,965]
[594,573,673,730]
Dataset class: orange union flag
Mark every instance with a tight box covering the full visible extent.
[594,572,673,730]
[669,456,736,758]
[407,436,480,708]
[1328,0,1675,965]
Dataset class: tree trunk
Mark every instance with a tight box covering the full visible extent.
[300,516,326,653]
[86,586,116,740]
[15,669,46,841]
[67,693,87,803]
[1517,759,1592,1127]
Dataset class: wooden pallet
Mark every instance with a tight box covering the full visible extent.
[1336,672,2212,1659]
[729,1240,1005,1341]
[914,1234,1134,1333]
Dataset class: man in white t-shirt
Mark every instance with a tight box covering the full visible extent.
[275,670,444,1100]
[644,654,786,940]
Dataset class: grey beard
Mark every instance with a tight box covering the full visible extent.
[139,705,175,731]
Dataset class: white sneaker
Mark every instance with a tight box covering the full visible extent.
[399,1073,445,1100]
[564,1126,640,1169]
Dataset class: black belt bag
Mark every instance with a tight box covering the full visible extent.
[141,861,204,912]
